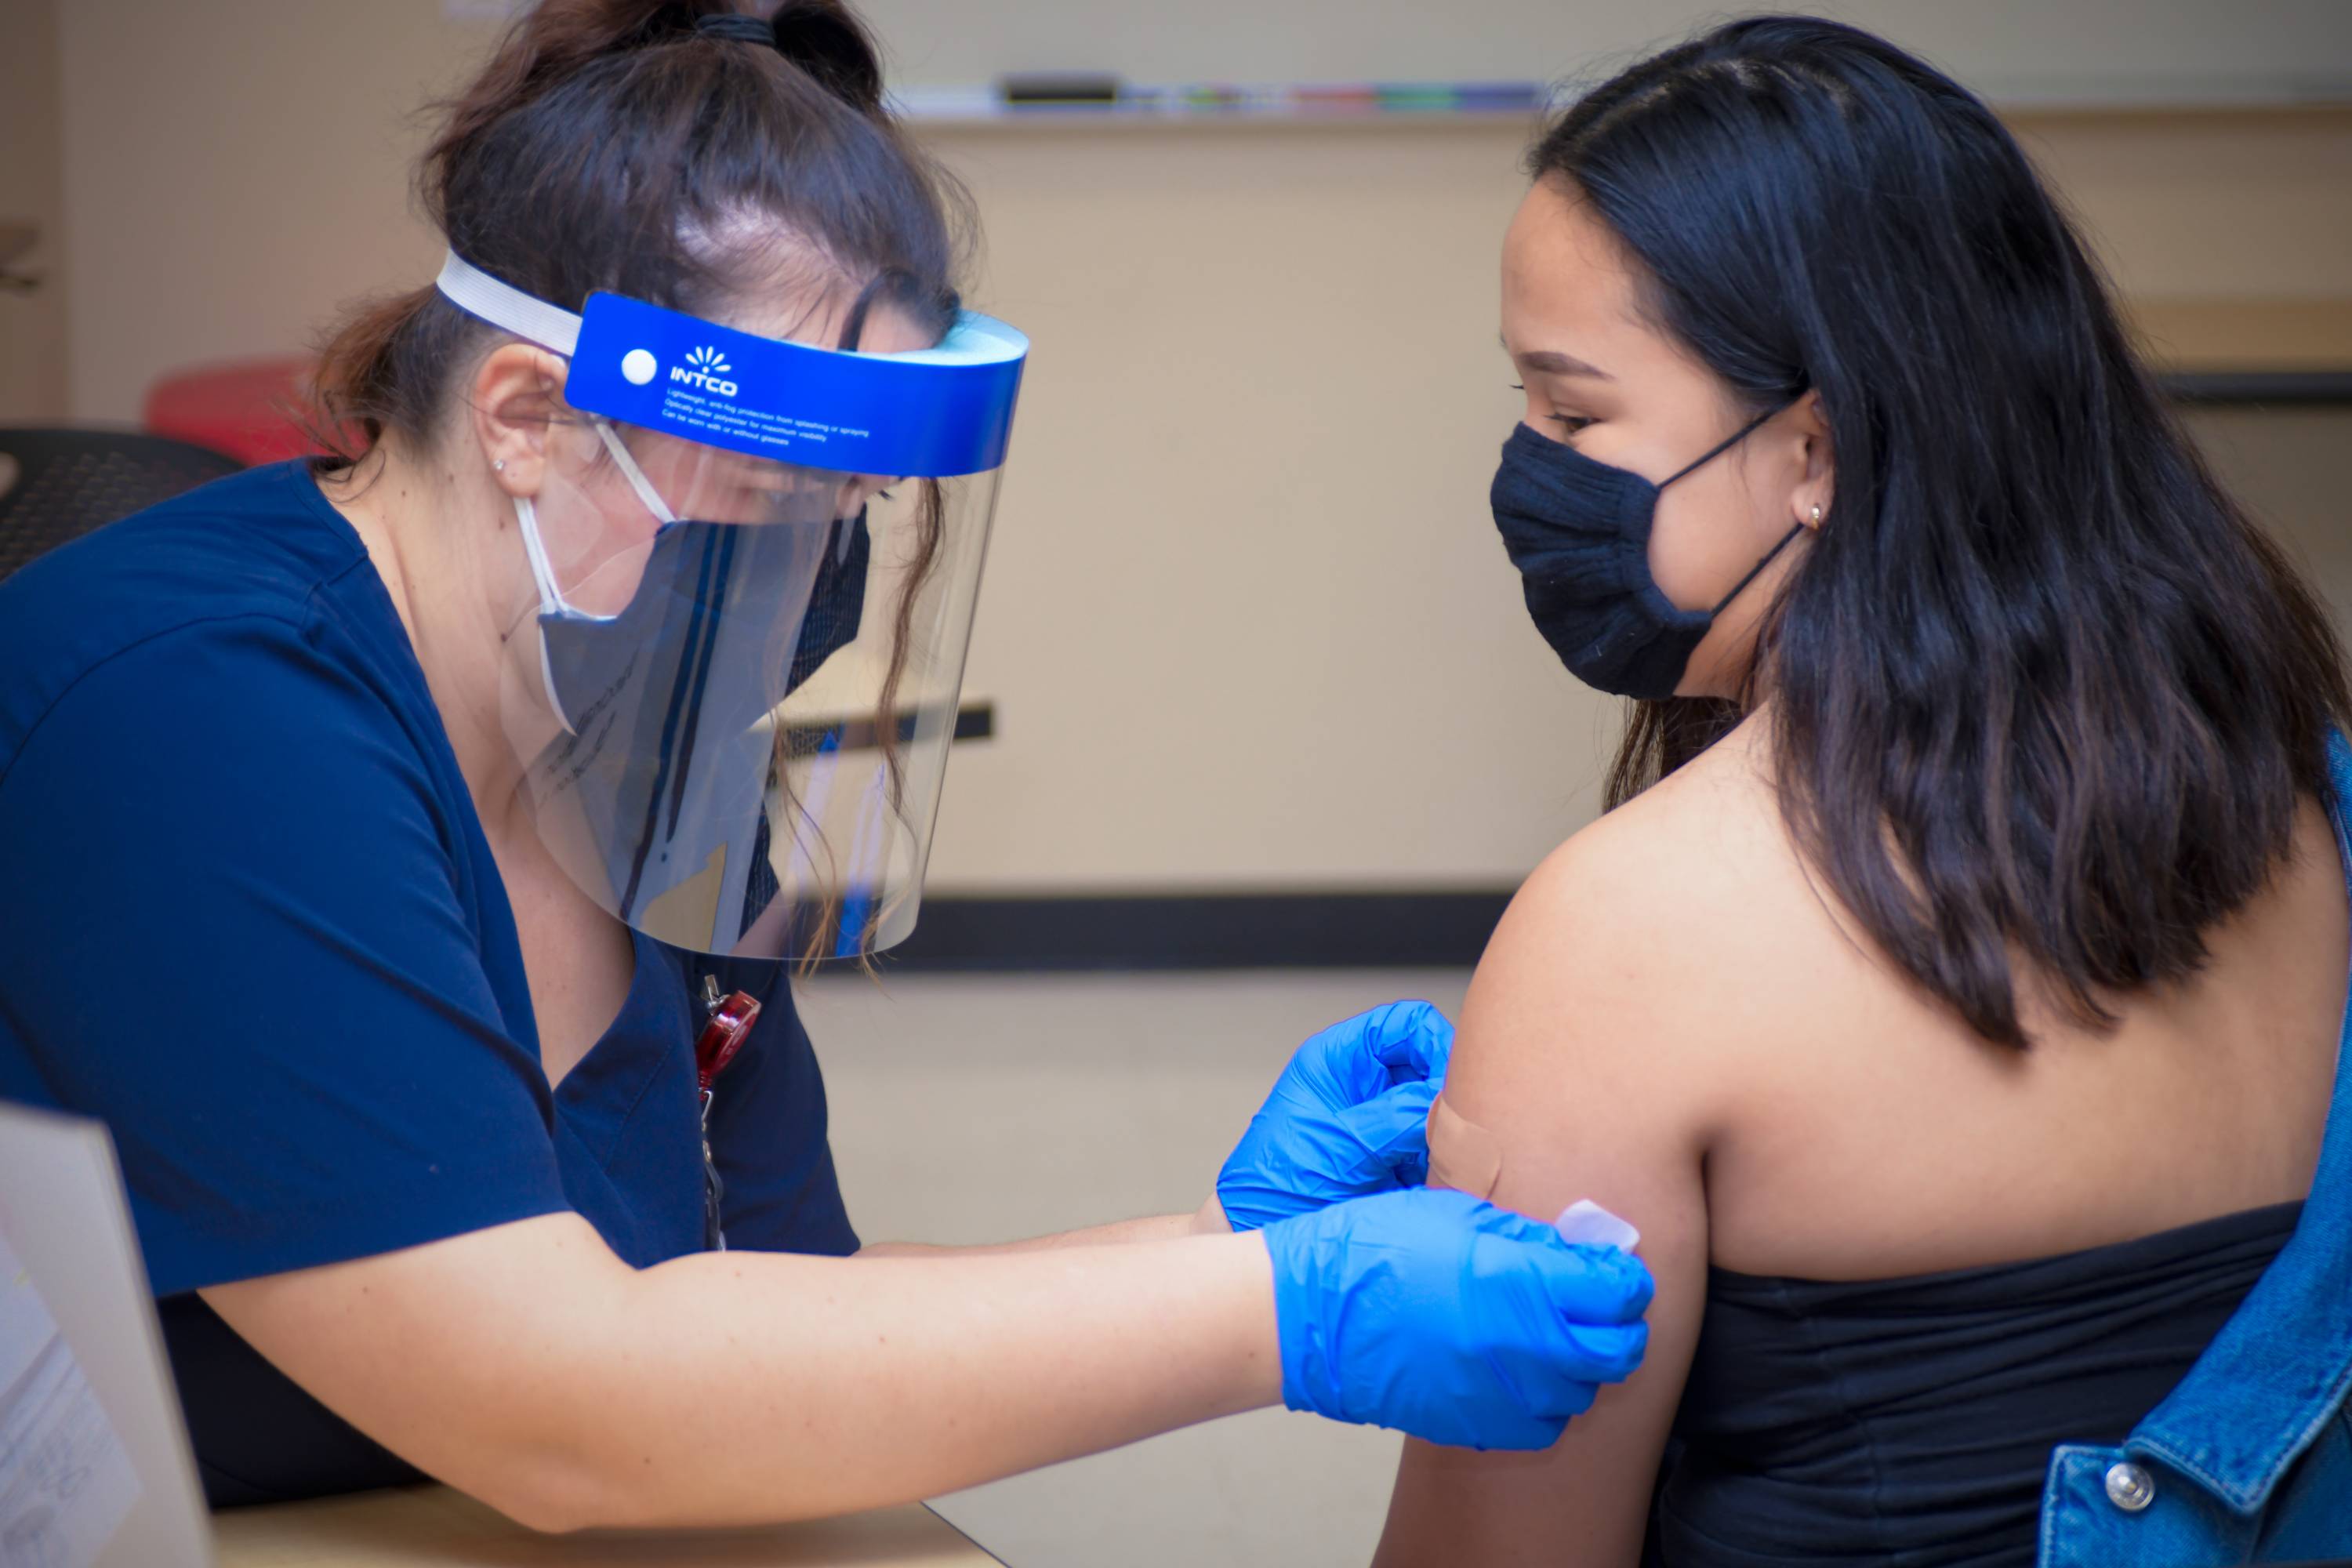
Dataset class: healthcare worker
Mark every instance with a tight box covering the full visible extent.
[0,0,1651,1531]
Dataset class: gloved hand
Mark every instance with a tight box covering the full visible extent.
[1217,1000,1454,1232]
[1261,1186,1653,1451]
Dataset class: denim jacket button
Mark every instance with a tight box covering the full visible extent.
[2104,1461,2157,1513]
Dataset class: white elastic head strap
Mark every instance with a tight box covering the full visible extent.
[435,251,582,357]
[437,251,683,527]
[510,492,574,733]
[445,252,676,730]
[593,421,681,525]
[511,495,564,615]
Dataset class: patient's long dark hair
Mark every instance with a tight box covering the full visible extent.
[1533,16,2349,1047]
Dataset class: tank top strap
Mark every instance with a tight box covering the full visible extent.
[2121,727,2352,1512]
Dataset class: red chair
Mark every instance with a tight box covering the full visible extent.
[142,358,342,467]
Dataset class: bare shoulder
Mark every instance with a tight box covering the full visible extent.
[1460,720,1842,1134]
[1523,721,1795,920]
[1405,731,1828,1568]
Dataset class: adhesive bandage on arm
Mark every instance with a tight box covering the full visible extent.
[1426,1091,1504,1199]
[1425,1091,1643,1252]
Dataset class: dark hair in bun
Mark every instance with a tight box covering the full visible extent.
[315,0,964,456]
[314,0,973,964]
[767,2,884,114]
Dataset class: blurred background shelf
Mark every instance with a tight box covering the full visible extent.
[2134,298,2352,402]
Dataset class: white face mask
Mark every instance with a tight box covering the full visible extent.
[436,247,1025,960]
[508,421,690,731]
[503,450,845,954]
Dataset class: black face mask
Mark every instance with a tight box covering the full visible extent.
[787,509,871,692]
[1488,403,1806,700]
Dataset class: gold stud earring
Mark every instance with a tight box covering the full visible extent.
[1809,504,1823,525]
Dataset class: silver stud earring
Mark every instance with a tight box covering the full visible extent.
[1809,504,1823,525]
[492,459,506,473]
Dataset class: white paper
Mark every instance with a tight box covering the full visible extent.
[0,1232,140,1568]
[1554,1199,1642,1253]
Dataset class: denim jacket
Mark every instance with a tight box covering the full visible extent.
[2038,731,2352,1566]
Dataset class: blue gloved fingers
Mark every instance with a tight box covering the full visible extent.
[1354,998,1454,1086]
[1218,1005,1457,1230]
[1261,1187,1659,1451]
[1334,1076,1440,1189]
[1293,1000,1455,1109]
[1455,1408,1576,1453]
[1555,1380,1602,1420]
[1218,1102,1380,1232]
[1482,1361,1602,1427]
[1549,1320,1650,1384]
[1468,1200,1658,1324]
[1464,1222,1652,1393]
[1560,1249,1657,1324]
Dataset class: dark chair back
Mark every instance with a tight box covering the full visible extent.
[0,427,244,580]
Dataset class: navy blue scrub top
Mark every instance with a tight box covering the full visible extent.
[0,463,860,1505]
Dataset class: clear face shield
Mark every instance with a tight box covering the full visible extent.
[437,254,1025,962]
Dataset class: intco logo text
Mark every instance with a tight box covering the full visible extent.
[672,346,739,397]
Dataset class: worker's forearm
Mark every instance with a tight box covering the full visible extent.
[858,1196,1225,1256]
[557,1229,1283,1528]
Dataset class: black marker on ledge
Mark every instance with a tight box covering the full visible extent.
[997,73,1126,111]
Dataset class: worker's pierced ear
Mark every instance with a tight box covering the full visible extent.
[430,250,1027,964]
[470,343,568,495]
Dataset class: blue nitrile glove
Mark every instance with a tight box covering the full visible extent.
[1261,1186,1653,1451]
[1217,1000,1454,1232]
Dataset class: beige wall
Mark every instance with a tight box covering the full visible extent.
[56,1,479,423]
[2187,406,2352,622]
[2013,109,2352,299]
[913,110,2352,891]
[42,2,2352,892]
[858,0,2352,102]
[917,118,1614,889]
[0,0,68,422]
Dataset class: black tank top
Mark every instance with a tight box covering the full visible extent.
[1646,1200,2303,1567]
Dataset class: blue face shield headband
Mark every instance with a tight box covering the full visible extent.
[436,252,1028,961]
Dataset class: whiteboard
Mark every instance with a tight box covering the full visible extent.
[851,0,2352,107]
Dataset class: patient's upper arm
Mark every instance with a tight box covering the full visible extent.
[1375,821,1733,1568]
